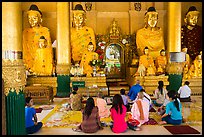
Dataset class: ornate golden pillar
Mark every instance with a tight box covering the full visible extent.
[56,2,71,75]
[56,2,71,97]
[167,2,181,53]
[2,2,26,135]
[166,2,183,92]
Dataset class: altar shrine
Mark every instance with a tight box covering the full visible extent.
[2,2,202,135]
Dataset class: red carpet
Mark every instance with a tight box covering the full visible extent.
[143,118,158,125]
[164,125,200,134]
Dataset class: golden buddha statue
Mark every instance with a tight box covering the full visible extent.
[156,65,164,75]
[32,36,53,76]
[23,4,52,72]
[71,4,96,64]
[133,47,156,77]
[80,42,99,77]
[181,47,190,67]
[146,65,155,76]
[188,52,202,78]
[181,6,202,61]
[183,64,190,80]
[193,54,202,77]
[139,47,155,69]
[136,7,165,60]
[155,49,167,74]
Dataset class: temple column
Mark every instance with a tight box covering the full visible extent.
[56,2,71,97]
[2,2,26,135]
[166,2,183,91]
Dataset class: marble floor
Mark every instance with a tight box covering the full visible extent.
[32,96,202,135]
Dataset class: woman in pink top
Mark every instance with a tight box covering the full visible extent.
[110,94,128,133]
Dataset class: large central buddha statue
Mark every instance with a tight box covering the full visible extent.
[181,6,202,61]
[23,4,52,73]
[136,7,165,60]
[71,4,96,64]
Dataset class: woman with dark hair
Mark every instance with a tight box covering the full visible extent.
[110,94,128,133]
[153,80,169,107]
[159,90,183,125]
[72,97,102,133]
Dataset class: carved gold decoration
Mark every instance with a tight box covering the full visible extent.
[56,63,71,75]
[2,59,26,96]
[166,62,183,75]
[85,2,92,11]
[109,19,121,40]
[134,2,141,11]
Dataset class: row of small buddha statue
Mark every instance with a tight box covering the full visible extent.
[22,4,201,77]
[133,47,167,77]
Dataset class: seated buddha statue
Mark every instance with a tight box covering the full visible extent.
[133,47,156,77]
[193,53,202,77]
[71,4,96,64]
[32,36,53,76]
[183,64,190,80]
[181,47,190,68]
[146,65,155,76]
[23,4,52,73]
[136,7,165,60]
[155,49,167,75]
[80,42,99,77]
[181,6,202,61]
[188,52,202,78]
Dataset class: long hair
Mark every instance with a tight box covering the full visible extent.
[83,97,95,118]
[167,90,180,111]
[111,94,124,114]
[158,81,164,95]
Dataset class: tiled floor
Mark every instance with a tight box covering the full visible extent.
[33,96,202,135]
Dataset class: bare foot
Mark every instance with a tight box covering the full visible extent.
[158,121,167,125]
[135,127,141,131]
